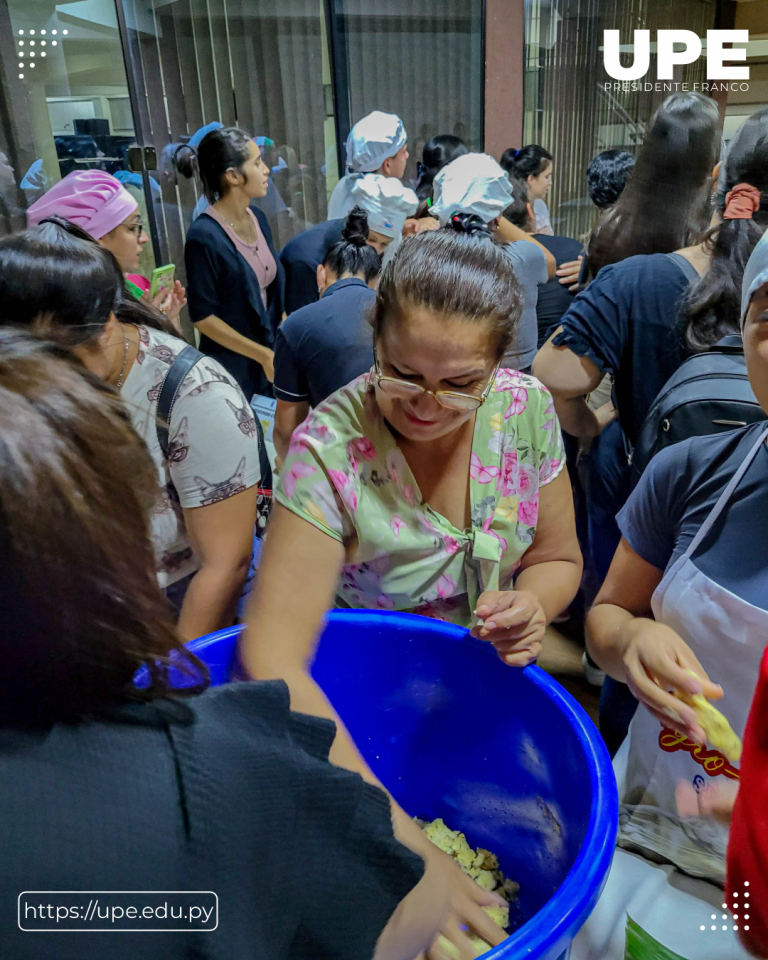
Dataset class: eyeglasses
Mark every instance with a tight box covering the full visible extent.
[372,353,499,412]
[125,221,145,238]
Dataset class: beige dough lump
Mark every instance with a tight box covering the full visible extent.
[417,817,519,957]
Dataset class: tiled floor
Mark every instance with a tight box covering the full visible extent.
[538,625,600,727]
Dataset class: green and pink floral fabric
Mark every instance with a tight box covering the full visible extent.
[275,369,564,626]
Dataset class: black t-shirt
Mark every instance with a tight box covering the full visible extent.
[280,219,345,315]
[553,253,693,445]
[533,233,583,348]
[0,681,424,959]
[618,422,768,609]
[274,278,375,408]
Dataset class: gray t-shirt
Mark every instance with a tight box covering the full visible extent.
[501,241,548,370]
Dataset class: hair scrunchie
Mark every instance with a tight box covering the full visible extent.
[723,182,762,220]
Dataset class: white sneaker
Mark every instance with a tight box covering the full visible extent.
[582,652,606,688]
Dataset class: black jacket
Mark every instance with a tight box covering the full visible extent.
[185,205,285,400]
[0,682,423,959]
[279,218,344,316]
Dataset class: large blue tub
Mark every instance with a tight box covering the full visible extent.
[181,610,618,960]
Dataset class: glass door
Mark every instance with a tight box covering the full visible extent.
[326,0,484,188]
[0,0,155,279]
[116,0,338,280]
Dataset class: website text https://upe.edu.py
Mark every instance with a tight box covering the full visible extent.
[18,892,218,931]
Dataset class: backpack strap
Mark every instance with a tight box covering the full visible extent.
[712,334,745,355]
[665,251,700,286]
[157,344,205,458]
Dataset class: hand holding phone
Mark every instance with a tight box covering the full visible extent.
[149,264,175,299]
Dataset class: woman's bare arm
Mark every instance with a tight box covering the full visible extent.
[514,467,583,620]
[532,329,609,437]
[495,218,557,277]
[243,504,507,954]
[586,537,661,681]
[241,504,373,773]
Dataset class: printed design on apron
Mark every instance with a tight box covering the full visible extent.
[657,729,740,781]
[619,425,768,884]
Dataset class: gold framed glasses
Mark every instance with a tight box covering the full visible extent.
[372,352,499,412]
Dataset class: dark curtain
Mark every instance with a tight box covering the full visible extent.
[119,0,332,272]
[333,0,483,185]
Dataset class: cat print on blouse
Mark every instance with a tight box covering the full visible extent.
[160,546,194,574]
[225,397,258,438]
[149,343,176,365]
[167,416,190,464]
[120,324,261,590]
[195,456,248,506]
[146,366,164,403]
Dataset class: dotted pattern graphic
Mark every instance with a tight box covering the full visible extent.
[698,882,750,934]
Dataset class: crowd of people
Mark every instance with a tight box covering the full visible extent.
[2,94,768,960]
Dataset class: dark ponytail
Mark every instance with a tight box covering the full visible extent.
[585,92,721,280]
[322,206,381,283]
[174,145,198,181]
[501,178,534,230]
[0,217,180,346]
[500,145,552,182]
[683,106,768,351]
[194,127,252,203]
[415,135,469,202]
[444,212,493,239]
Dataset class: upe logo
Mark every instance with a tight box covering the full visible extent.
[603,30,749,81]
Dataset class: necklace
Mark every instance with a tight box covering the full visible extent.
[231,217,258,247]
[115,330,130,389]
[219,204,258,247]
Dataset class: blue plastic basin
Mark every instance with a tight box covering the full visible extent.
[179,610,618,960]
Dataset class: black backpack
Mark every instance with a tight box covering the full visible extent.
[630,333,766,486]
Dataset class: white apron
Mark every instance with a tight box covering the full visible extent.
[573,425,768,960]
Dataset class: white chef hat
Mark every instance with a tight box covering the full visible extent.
[430,153,514,225]
[346,112,408,174]
[349,174,418,239]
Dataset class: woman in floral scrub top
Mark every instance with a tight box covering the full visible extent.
[277,364,562,625]
[244,221,582,958]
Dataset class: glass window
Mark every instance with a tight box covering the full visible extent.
[524,0,718,240]
[118,0,337,268]
[0,0,150,281]
[329,0,484,187]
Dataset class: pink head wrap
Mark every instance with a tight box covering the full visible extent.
[26,170,138,239]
